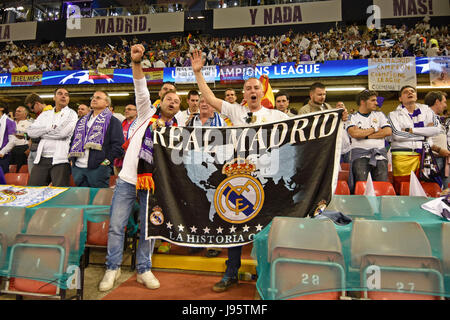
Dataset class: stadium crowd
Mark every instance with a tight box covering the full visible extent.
[1,20,449,73]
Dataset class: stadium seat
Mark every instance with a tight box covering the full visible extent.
[92,188,114,206]
[399,182,442,197]
[4,173,29,186]
[0,207,26,268]
[267,217,346,300]
[69,175,76,187]
[338,171,349,181]
[2,207,85,299]
[351,220,444,300]
[8,165,17,173]
[44,188,90,206]
[340,163,350,171]
[442,223,450,276]
[354,181,396,196]
[18,165,28,174]
[420,182,442,198]
[109,175,118,187]
[334,180,350,195]
[379,196,430,219]
[327,195,378,218]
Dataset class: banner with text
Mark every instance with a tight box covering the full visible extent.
[0,58,433,88]
[213,0,341,29]
[145,110,343,247]
[373,0,450,19]
[66,12,184,38]
[368,57,417,91]
[429,56,450,87]
[0,22,37,43]
[170,66,218,84]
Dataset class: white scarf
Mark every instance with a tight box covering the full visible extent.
[0,114,8,148]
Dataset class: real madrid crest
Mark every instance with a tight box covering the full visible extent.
[214,158,265,224]
[150,206,164,226]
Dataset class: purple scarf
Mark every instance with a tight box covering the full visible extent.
[69,108,112,157]
[138,110,177,165]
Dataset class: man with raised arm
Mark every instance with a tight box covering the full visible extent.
[192,50,288,126]
[99,44,181,292]
[192,49,289,292]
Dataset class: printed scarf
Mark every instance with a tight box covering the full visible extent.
[136,109,177,192]
[69,109,112,157]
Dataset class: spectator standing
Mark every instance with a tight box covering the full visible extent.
[23,93,53,173]
[99,44,181,292]
[27,88,78,187]
[192,49,289,292]
[388,86,441,193]
[425,91,449,188]
[69,91,124,188]
[346,90,392,191]
[10,106,32,172]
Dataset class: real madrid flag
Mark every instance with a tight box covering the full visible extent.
[146,109,343,247]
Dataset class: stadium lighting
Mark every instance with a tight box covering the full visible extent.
[326,87,367,92]
[109,92,130,97]
[39,94,54,98]
[416,85,450,89]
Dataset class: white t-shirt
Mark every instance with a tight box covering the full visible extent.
[118,78,156,185]
[347,111,390,159]
[220,101,289,126]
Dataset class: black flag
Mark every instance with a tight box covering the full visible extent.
[146,109,343,247]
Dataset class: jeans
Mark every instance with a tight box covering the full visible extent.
[72,164,111,188]
[105,177,155,274]
[224,246,242,279]
[352,158,388,182]
[435,157,448,188]
[27,151,36,174]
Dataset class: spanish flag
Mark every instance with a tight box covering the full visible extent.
[259,75,274,109]
[282,37,291,45]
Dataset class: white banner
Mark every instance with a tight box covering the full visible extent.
[0,22,37,42]
[373,0,450,19]
[173,66,217,84]
[213,0,341,29]
[0,186,68,208]
[368,57,417,91]
[429,56,450,87]
[66,12,184,38]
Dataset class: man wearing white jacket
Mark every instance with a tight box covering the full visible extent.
[27,88,78,187]
[388,85,441,193]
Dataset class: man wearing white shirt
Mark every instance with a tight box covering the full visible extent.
[176,90,200,127]
[99,44,181,292]
[27,88,78,187]
[347,90,392,191]
[388,85,441,193]
[192,48,289,292]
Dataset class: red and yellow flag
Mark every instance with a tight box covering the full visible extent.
[259,75,274,109]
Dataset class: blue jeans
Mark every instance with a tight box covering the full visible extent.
[224,246,242,279]
[105,177,155,274]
